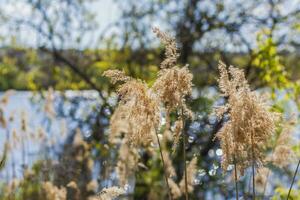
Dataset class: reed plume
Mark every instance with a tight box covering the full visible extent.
[162,150,176,178]
[42,181,67,200]
[103,69,172,197]
[168,178,182,199]
[103,27,195,200]
[179,157,198,193]
[103,70,160,147]
[216,61,279,174]
[116,139,139,186]
[256,116,297,198]
[152,27,194,200]
[97,186,125,200]
[270,116,296,168]
[166,157,198,199]
[216,61,280,199]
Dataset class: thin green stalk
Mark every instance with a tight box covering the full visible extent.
[155,130,172,200]
[286,159,300,200]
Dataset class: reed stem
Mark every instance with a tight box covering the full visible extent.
[252,160,255,200]
[183,129,188,200]
[181,109,188,200]
[251,133,256,200]
[286,159,300,200]
[155,130,172,200]
[234,157,239,200]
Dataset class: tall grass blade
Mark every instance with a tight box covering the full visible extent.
[286,159,300,200]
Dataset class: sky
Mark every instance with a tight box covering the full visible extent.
[0,0,120,48]
[0,0,299,51]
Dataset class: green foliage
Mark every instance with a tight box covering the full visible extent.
[272,181,300,200]
[253,29,300,109]
[253,30,291,91]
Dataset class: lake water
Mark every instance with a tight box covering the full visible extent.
[0,90,101,180]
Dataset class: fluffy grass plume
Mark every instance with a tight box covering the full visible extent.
[42,181,67,200]
[152,27,193,117]
[97,186,125,200]
[103,71,160,147]
[216,61,280,176]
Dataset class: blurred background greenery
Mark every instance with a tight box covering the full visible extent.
[0,0,299,199]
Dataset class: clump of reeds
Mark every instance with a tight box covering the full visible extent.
[103,27,196,200]
[215,61,280,199]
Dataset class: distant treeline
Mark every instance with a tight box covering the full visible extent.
[0,47,299,91]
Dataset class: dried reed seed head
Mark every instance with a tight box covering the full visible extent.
[44,87,56,118]
[108,105,130,144]
[116,140,139,186]
[103,69,131,84]
[163,129,173,143]
[255,167,270,192]
[272,146,294,167]
[162,150,176,178]
[73,128,88,148]
[172,119,183,153]
[167,157,198,199]
[270,116,296,168]
[97,186,125,200]
[217,123,235,171]
[216,61,280,175]
[168,178,182,199]
[42,181,67,200]
[67,181,78,189]
[153,66,193,113]
[107,74,161,146]
[182,103,194,120]
[152,27,179,69]
[86,180,98,192]
[152,27,193,117]
[217,61,249,97]
[179,157,198,193]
